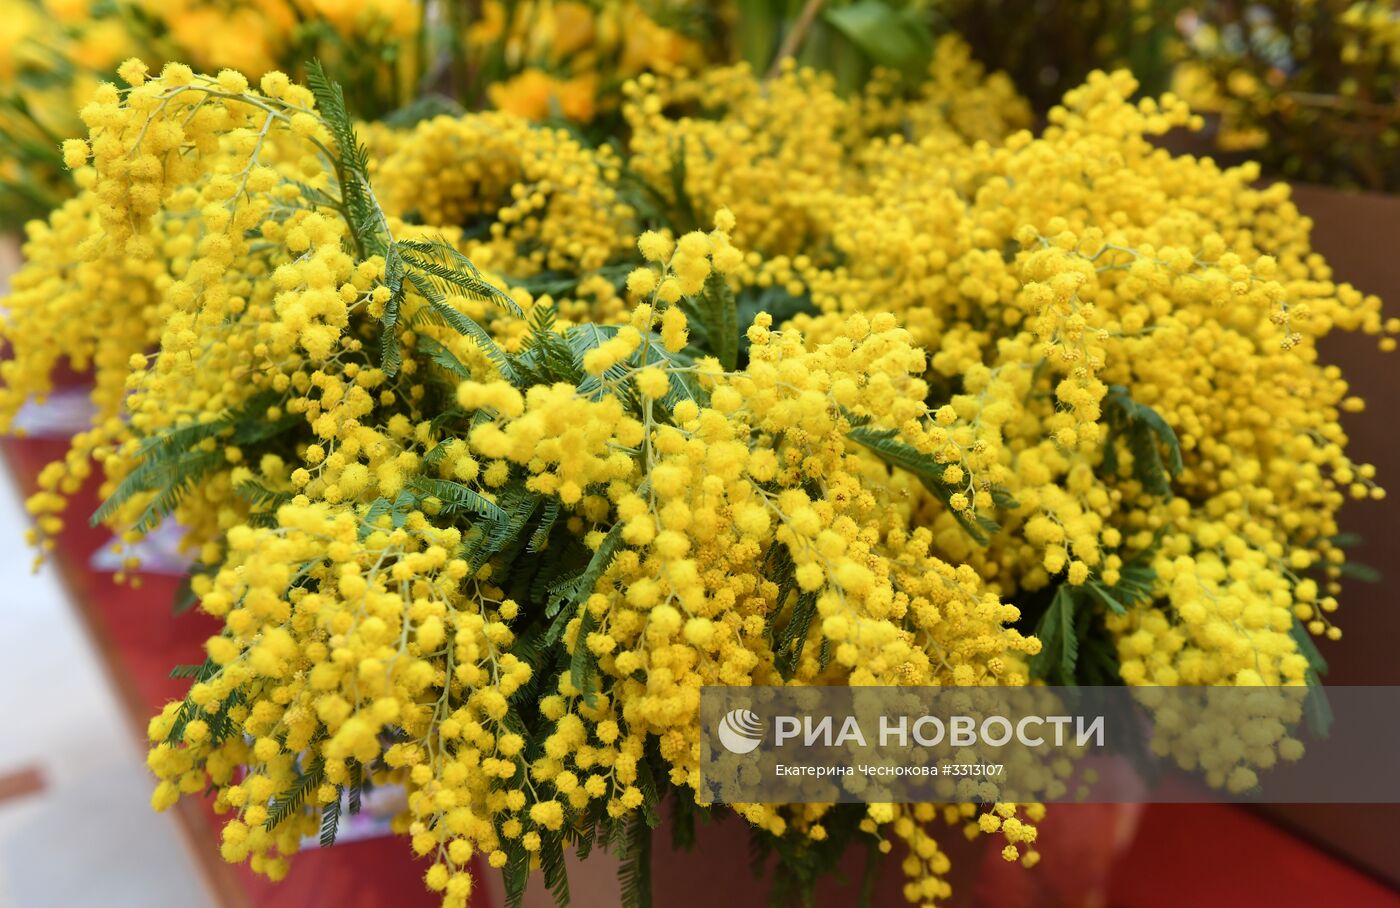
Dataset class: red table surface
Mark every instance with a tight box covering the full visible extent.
[1110,804,1400,908]
[5,432,1398,908]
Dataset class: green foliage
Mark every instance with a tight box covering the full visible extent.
[361,490,419,537]
[502,839,531,908]
[1315,532,1380,583]
[404,269,519,383]
[759,542,813,679]
[168,660,213,680]
[568,324,704,413]
[547,524,624,619]
[616,811,654,908]
[763,543,820,680]
[1338,561,1381,583]
[1030,539,1160,685]
[415,334,473,381]
[265,759,326,830]
[1289,617,1334,736]
[847,423,1013,544]
[682,270,740,371]
[380,244,406,377]
[1030,587,1079,685]
[235,479,295,529]
[397,238,522,319]
[737,0,938,94]
[513,305,587,389]
[408,476,508,521]
[735,285,818,362]
[1023,388,1182,684]
[454,481,545,573]
[346,760,364,816]
[668,785,708,851]
[748,803,880,907]
[529,499,563,553]
[92,391,296,533]
[306,60,382,258]
[163,656,247,748]
[503,263,632,301]
[539,827,572,906]
[823,1,934,77]
[1101,384,1183,498]
[306,68,517,382]
[1078,551,1157,616]
[773,588,819,680]
[570,606,602,709]
[1302,678,1335,738]
[319,794,342,848]
[494,784,661,908]
[1289,617,1328,677]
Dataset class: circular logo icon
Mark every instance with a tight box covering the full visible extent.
[717,708,764,754]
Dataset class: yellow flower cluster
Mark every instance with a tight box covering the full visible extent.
[618,62,1389,690]
[368,112,633,278]
[473,0,709,124]
[0,0,424,226]
[0,47,1388,908]
[129,0,421,79]
[622,37,1030,259]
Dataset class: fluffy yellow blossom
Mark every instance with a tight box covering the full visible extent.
[1,48,1386,908]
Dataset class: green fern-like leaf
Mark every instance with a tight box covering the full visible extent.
[397,237,521,316]
[93,391,292,530]
[234,479,292,508]
[415,335,473,381]
[547,523,623,619]
[773,588,819,680]
[305,60,381,257]
[409,476,507,521]
[168,658,216,681]
[404,270,519,383]
[539,829,572,907]
[234,480,293,531]
[1101,385,1183,497]
[456,482,542,573]
[512,305,586,388]
[1029,586,1078,684]
[848,425,1007,544]
[347,761,363,816]
[522,300,558,347]
[319,793,342,848]
[171,566,213,616]
[568,323,638,404]
[566,324,703,411]
[617,811,653,908]
[502,840,531,908]
[379,243,406,376]
[359,490,419,540]
[265,759,326,830]
[570,605,601,709]
[681,270,739,371]
[127,449,224,533]
[528,498,562,553]
[1028,533,1162,683]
